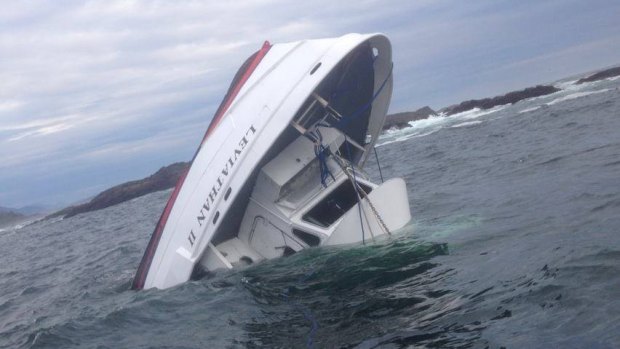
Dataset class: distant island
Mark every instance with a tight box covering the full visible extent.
[42,64,619,219]
[0,205,51,229]
[576,66,620,84]
[441,85,560,116]
[381,85,560,130]
[49,162,189,219]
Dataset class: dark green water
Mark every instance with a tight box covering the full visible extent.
[1,76,619,348]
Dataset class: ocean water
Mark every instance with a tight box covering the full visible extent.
[2,76,620,348]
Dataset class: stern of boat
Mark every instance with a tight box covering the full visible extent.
[324,177,411,245]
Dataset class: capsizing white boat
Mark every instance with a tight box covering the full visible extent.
[132,33,412,290]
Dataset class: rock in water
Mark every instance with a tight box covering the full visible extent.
[576,66,620,84]
[442,85,560,116]
[383,106,438,130]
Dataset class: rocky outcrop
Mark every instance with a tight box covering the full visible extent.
[0,211,26,229]
[576,66,620,84]
[51,162,189,218]
[442,85,560,116]
[383,106,438,130]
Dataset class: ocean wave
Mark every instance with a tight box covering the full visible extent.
[378,130,441,147]
[450,120,483,128]
[377,115,448,146]
[519,106,541,114]
[546,89,611,106]
[378,81,612,148]
[554,79,602,92]
[447,105,508,120]
[407,114,449,128]
[378,106,506,146]
[554,79,579,90]
[560,77,611,92]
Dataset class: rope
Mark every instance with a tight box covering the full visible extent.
[374,146,384,183]
[344,136,367,244]
[306,129,335,187]
[355,183,391,236]
[339,136,391,237]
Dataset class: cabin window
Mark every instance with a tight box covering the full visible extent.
[302,180,372,228]
[213,211,220,224]
[224,187,232,201]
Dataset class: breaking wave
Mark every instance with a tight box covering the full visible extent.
[519,106,542,114]
[546,89,611,106]
[378,106,507,146]
[450,120,483,128]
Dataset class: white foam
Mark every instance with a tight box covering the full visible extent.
[377,105,507,146]
[13,222,30,230]
[376,137,400,147]
[561,77,609,92]
[451,120,483,128]
[378,129,440,147]
[519,106,541,114]
[546,89,610,106]
[406,115,448,128]
[449,105,508,120]
[554,79,579,90]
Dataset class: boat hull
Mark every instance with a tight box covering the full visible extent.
[133,33,406,290]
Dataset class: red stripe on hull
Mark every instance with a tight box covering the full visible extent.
[131,41,272,290]
[202,41,272,143]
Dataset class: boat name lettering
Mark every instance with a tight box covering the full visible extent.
[189,124,257,248]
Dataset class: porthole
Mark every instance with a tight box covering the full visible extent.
[310,62,322,75]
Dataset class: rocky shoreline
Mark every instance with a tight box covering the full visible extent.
[381,65,619,129]
[441,85,560,116]
[381,85,560,130]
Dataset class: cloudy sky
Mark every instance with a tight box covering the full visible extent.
[2,0,620,209]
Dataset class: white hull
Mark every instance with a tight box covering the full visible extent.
[133,33,411,290]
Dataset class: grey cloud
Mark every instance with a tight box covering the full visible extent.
[1,0,620,206]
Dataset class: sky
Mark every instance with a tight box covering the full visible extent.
[1,0,620,209]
